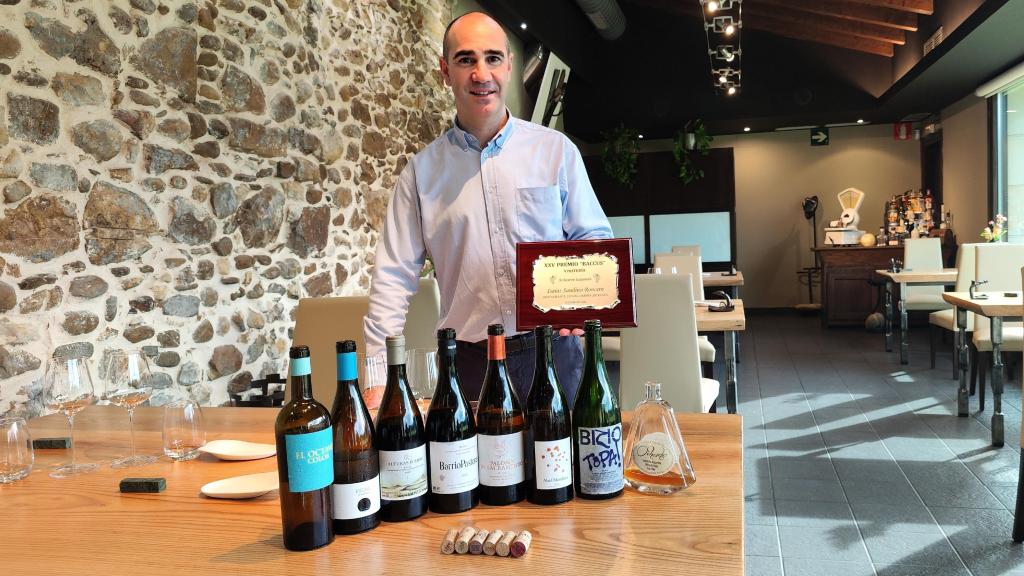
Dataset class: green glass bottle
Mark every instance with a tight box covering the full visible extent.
[274,345,335,551]
[571,319,624,500]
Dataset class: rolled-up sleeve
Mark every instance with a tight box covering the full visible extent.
[363,164,426,357]
[561,139,613,241]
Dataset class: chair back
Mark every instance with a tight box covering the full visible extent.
[671,245,701,256]
[292,294,369,407]
[404,276,441,351]
[954,243,979,291]
[652,253,704,300]
[620,274,705,413]
[973,243,1024,331]
[903,238,944,300]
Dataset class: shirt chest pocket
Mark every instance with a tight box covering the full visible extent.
[515,180,562,242]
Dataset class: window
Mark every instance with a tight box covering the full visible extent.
[1006,85,1024,242]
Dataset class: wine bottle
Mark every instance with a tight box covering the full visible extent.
[274,345,335,551]
[475,323,526,505]
[526,325,574,505]
[330,340,380,534]
[572,319,624,500]
[426,328,479,513]
[373,335,429,521]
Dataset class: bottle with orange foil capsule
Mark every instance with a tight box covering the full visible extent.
[475,324,526,505]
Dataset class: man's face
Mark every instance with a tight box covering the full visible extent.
[440,14,512,128]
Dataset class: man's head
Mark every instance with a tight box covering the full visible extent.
[440,12,512,134]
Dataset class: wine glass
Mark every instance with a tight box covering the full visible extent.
[407,349,438,415]
[359,353,387,409]
[0,416,34,483]
[163,355,206,461]
[104,350,157,468]
[43,357,99,478]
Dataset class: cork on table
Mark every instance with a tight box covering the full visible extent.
[2,406,744,576]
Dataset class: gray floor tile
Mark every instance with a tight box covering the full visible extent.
[775,499,855,528]
[745,497,777,527]
[768,457,838,480]
[843,479,921,507]
[743,555,783,576]
[902,462,1004,509]
[862,531,961,566]
[773,477,847,503]
[833,459,906,483]
[874,563,971,575]
[777,525,870,562]
[849,501,942,535]
[781,557,875,576]
[745,524,781,557]
[745,474,772,499]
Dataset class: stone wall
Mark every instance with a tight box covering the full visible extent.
[0,0,453,415]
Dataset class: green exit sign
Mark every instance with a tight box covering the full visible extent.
[810,127,829,146]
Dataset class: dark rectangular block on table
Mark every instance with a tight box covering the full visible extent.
[32,437,72,449]
[119,477,166,493]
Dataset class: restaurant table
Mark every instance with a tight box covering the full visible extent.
[697,299,746,414]
[703,271,745,363]
[3,406,744,576]
[876,268,958,364]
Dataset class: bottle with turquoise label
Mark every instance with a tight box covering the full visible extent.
[275,345,335,551]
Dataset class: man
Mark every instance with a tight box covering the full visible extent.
[363,11,612,404]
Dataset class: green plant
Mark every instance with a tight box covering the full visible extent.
[673,120,713,185]
[601,125,640,187]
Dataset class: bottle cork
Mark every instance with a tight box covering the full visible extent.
[441,528,459,555]
[483,529,504,556]
[510,530,533,558]
[496,530,517,557]
[455,526,476,554]
[469,529,489,554]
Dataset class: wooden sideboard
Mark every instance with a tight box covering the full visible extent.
[815,239,955,327]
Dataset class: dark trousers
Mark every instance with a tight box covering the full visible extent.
[456,333,584,406]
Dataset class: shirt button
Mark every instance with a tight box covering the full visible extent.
[505,310,512,315]
[497,270,505,277]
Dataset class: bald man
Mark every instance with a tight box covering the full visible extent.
[363,11,612,404]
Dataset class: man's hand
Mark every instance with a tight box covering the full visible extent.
[558,328,584,337]
[363,385,385,410]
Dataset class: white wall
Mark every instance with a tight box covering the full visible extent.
[711,126,922,307]
[941,95,989,245]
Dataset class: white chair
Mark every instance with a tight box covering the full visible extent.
[903,238,953,313]
[928,243,977,375]
[671,245,701,256]
[971,243,1024,409]
[652,253,717,373]
[620,274,719,413]
[293,294,369,407]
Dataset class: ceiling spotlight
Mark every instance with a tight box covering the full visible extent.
[727,85,737,95]
[520,22,527,30]
[719,75,728,84]
[707,0,719,11]
[857,119,864,124]
[743,127,750,132]
[725,24,735,35]
[638,134,644,139]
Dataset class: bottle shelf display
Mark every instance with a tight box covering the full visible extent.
[881,189,945,246]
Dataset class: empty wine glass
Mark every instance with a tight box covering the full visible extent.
[162,400,205,461]
[43,357,99,478]
[406,348,438,415]
[104,350,157,468]
[0,416,34,483]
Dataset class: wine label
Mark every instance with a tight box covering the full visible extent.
[631,432,677,476]
[577,423,623,495]
[429,437,480,494]
[290,357,311,377]
[533,437,572,490]
[379,445,428,500]
[337,352,357,381]
[477,432,525,487]
[284,427,333,493]
[332,476,381,520]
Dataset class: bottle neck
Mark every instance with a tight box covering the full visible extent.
[337,351,360,394]
[487,334,506,362]
[535,331,554,374]
[584,328,604,369]
[438,339,458,380]
[289,356,312,400]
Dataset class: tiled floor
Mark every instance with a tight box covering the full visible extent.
[729,313,1024,576]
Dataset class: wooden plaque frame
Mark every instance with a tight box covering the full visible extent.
[515,238,637,331]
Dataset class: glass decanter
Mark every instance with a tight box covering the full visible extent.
[623,382,696,494]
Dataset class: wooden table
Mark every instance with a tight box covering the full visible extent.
[697,299,746,414]
[703,271,744,292]
[876,268,958,364]
[2,406,744,576]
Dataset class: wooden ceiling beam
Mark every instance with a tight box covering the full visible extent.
[744,5,905,45]
[755,0,918,31]
[847,0,934,15]
[746,14,895,57]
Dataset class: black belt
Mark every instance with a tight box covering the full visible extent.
[462,332,536,355]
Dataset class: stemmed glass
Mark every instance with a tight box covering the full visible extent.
[104,350,157,468]
[407,349,438,415]
[43,357,99,478]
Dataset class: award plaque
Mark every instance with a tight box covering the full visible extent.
[515,238,637,331]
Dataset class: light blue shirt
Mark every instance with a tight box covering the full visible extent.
[363,115,612,356]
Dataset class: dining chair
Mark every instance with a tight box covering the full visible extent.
[620,273,720,413]
[404,276,441,351]
[652,253,717,377]
[971,243,1024,409]
[671,245,701,256]
[928,243,977,375]
[903,238,953,314]
[292,293,369,406]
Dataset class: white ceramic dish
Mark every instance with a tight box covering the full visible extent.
[201,471,278,499]
[197,439,276,461]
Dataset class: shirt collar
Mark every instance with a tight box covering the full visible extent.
[449,110,514,152]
